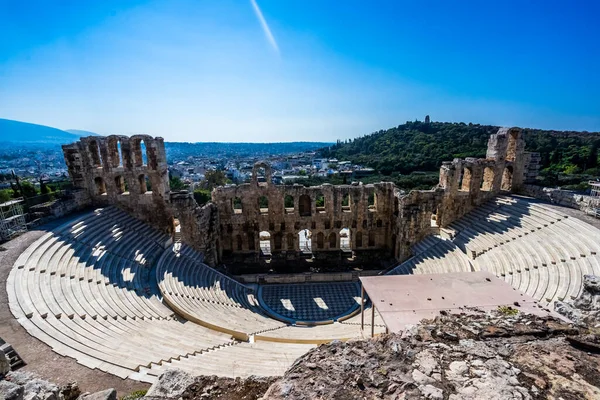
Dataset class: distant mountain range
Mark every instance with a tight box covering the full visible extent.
[0,118,101,144]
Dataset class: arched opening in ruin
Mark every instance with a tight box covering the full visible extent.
[316,191,325,213]
[236,235,243,251]
[316,232,325,249]
[328,232,337,249]
[284,194,294,214]
[431,208,439,228]
[298,229,312,254]
[286,233,295,251]
[299,194,311,217]
[459,167,472,192]
[256,167,267,186]
[342,193,351,212]
[247,232,256,251]
[368,231,375,247]
[501,166,513,191]
[480,166,495,191]
[356,231,363,248]
[117,140,123,167]
[258,196,269,214]
[273,232,283,251]
[114,176,126,194]
[88,140,102,168]
[94,177,106,195]
[339,228,351,252]
[259,231,271,256]
[394,197,399,217]
[140,139,148,166]
[368,192,377,212]
[232,197,242,214]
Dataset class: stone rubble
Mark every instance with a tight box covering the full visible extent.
[555,274,600,328]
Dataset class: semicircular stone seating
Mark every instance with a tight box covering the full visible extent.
[10,194,600,383]
[385,195,600,309]
[7,207,385,383]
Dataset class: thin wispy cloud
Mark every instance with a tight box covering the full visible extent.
[250,0,279,54]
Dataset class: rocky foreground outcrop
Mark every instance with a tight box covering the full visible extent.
[140,308,600,400]
[555,274,600,328]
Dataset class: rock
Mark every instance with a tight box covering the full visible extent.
[79,388,117,400]
[0,348,11,376]
[23,379,59,400]
[418,384,443,399]
[145,368,195,399]
[0,380,24,400]
[412,369,435,385]
[60,382,81,400]
[555,274,600,326]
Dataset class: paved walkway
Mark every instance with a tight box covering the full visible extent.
[0,214,149,397]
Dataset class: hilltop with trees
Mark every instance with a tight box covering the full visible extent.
[318,121,600,190]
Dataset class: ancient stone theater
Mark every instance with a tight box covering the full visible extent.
[6,128,600,382]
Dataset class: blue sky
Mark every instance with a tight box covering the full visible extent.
[1,0,599,142]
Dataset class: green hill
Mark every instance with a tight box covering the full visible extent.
[321,121,600,177]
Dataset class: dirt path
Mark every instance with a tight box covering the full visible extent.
[0,214,149,397]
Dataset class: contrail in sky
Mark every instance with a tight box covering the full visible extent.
[250,0,279,54]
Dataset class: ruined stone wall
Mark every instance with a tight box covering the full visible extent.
[170,191,221,266]
[391,127,526,262]
[62,135,173,233]
[213,164,396,267]
[62,127,527,270]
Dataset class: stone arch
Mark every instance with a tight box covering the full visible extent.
[273,232,283,251]
[299,194,311,217]
[94,177,106,195]
[284,194,294,214]
[88,140,102,167]
[251,162,272,186]
[232,197,242,214]
[236,234,243,251]
[315,191,325,213]
[459,166,472,192]
[259,231,271,255]
[247,232,256,251]
[316,232,325,249]
[339,228,351,251]
[328,232,336,249]
[114,175,126,194]
[368,231,375,247]
[501,165,514,191]
[342,193,351,212]
[298,229,312,253]
[355,231,363,248]
[368,191,377,211]
[480,166,495,191]
[258,196,269,214]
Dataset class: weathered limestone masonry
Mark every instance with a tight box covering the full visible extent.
[63,127,531,270]
[393,127,527,261]
[213,164,396,269]
[62,135,173,233]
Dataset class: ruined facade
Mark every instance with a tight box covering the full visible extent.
[62,127,532,271]
[62,135,172,231]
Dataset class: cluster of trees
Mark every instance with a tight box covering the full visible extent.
[170,170,230,207]
[0,179,70,205]
[320,121,600,189]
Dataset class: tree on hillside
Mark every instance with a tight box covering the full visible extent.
[200,170,227,191]
[169,176,187,191]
